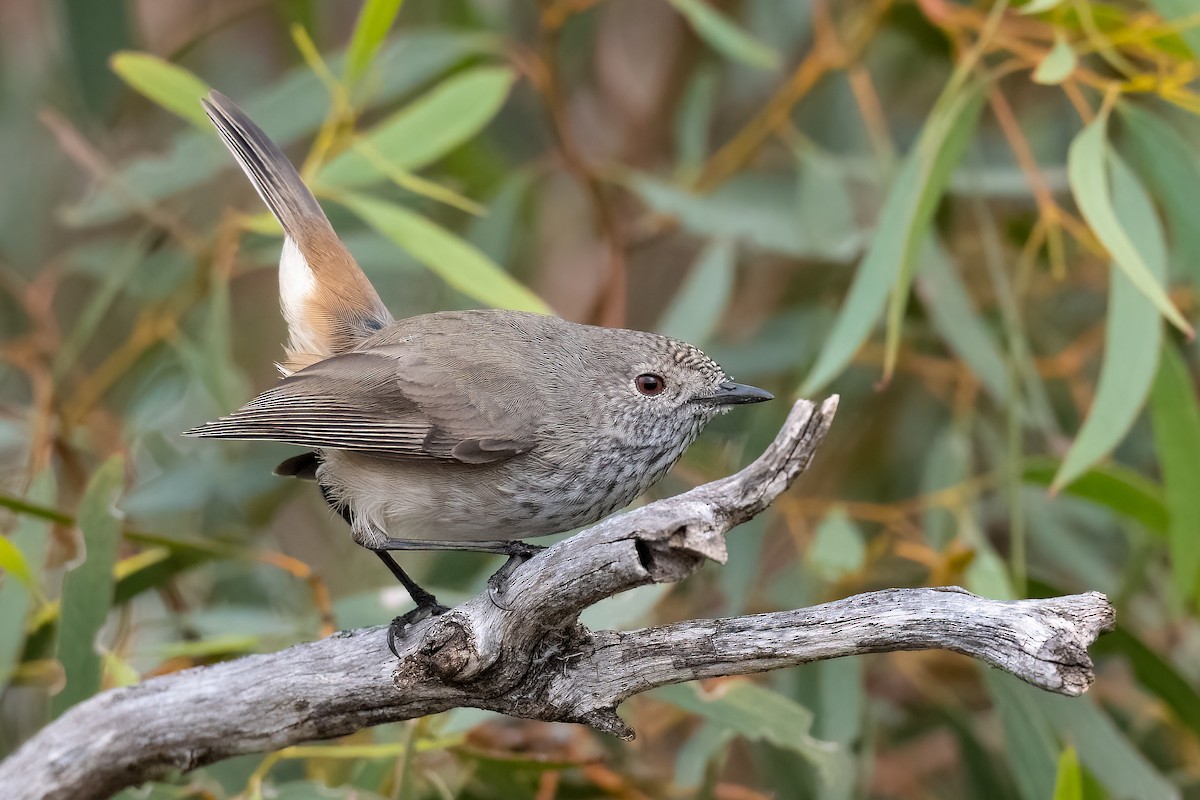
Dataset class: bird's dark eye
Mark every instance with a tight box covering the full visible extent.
[635,373,666,396]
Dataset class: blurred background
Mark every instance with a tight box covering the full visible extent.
[1,0,1199,797]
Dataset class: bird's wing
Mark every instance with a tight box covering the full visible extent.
[183,350,540,464]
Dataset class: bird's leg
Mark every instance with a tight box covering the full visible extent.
[318,485,448,653]
[374,538,547,609]
[483,542,545,601]
[370,550,451,656]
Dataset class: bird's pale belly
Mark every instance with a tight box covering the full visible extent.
[318,439,688,547]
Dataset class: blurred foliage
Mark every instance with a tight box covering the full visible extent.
[2,0,1200,797]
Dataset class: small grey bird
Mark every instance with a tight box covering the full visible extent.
[187,91,772,639]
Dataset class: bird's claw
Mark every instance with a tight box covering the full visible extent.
[486,542,547,611]
[386,602,450,656]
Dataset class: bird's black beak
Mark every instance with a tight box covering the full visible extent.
[692,381,774,406]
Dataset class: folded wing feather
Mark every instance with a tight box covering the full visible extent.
[185,350,538,465]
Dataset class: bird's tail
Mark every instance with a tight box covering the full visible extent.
[202,90,392,372]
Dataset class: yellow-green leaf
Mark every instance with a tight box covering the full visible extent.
[0,473,55,689]
[1053,747,1083,800]
[1068,105,1192,336]
[337,192,550,314]
[1033,34,1077,84]
[1148,0,1200,59]
[344,0,406,87]
[110,51,211,129]
[342,140,485,215]
[318,66,516,189]
[0,536,33,589]
[665,0,780,70]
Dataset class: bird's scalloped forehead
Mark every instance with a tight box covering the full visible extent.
[665,338,724,378]
[566,318,725,376]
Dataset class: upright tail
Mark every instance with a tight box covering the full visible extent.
[202,90,392,372]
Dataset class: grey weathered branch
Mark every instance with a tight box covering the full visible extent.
[0,397,1115,800]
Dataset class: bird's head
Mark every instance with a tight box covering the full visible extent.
[552,325,773,456]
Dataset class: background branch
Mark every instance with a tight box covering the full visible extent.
[0,398,1115,800]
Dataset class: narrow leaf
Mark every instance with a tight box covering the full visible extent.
[468,169,534,266]
[801,76,985,394]
[68,31,495,227]
[337,192,550,313]
[881,79,986,383]
[52,456,125,717]
[1092,628,1200,737]
[656,238,735,345]
[1053,153,1164,491]
[665,0,781,70]
[344,0,405,86]
[806,507,865,583]
[985,671,1062,800]
[675,66,718,179]
[1052,747,1083,800]
[342,140,485,215]
[1148,0,1200,59]
[1034,34,1078,85]
[917,240,1010,404]
[110,51,211,129]
[1150,345,1200,603]
[813,657,865,800]
[1117,102,1200,291]
[655,681,848,785]
[0,473,55,688]
[1033,691,1178,800]
[52,234,148,383]
[0,536,34,588]
[628,172,864,262]
[1024,458,1168,537]
[318,67,516,189]
[1020,0,1066,12]
[1067,105,1192,336]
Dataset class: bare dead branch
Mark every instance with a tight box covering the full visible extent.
[0,397,1115,800]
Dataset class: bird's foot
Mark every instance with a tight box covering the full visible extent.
[487,542,547,611]
[386,600,450,657]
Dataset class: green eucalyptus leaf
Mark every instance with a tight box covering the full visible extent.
[665,0,781,70]
[67,30,496,227]
[655,681,849,786]
[656,238,736,346]
[110,51,211,128]
[337,192,550,313]
[1033,34,1077,85]
[1117,102,1200,290]
[1068,105,1191,335]
[1024,458,1167,537]
[1053,153,1164,491]
[318,66,516,189]
[801,75,986,394]
[344,0,405,87]
[52,457,125,717]
[1052,747,1083,800]
[1150,345,1200,603]
[0,473,55,689]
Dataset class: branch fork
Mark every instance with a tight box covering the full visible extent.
[0,396,1116,800]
